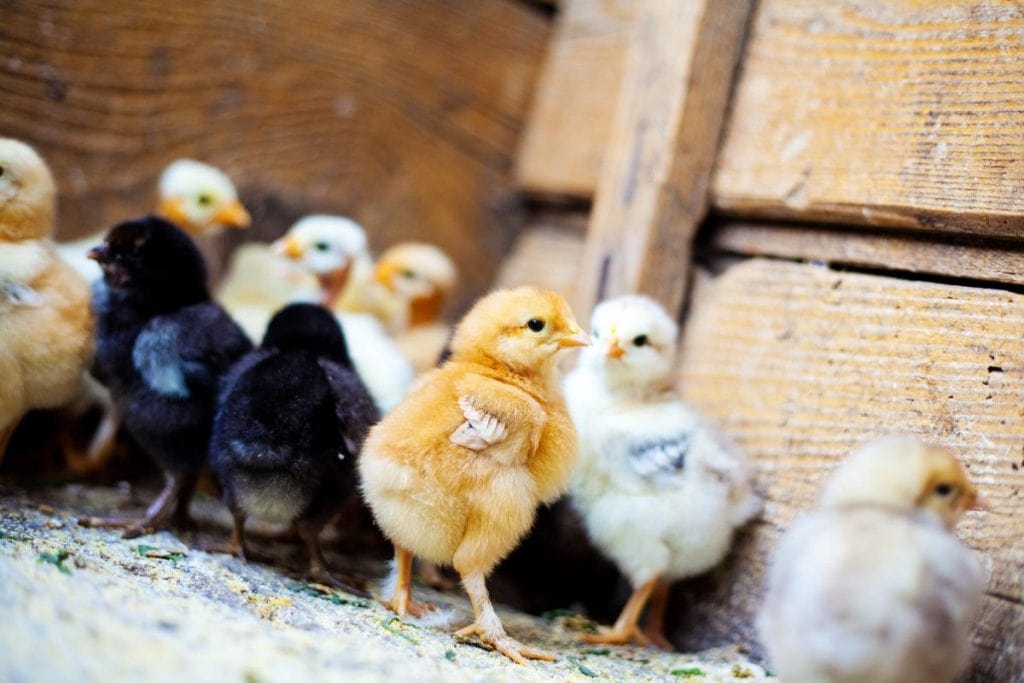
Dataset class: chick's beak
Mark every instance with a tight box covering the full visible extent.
[558,329,591,348]
[212,199,251,229]
[606,339,625,359]
[157,197,189,227]
[86,245,106,263]
[967,494,989,512]
[374,261,398,292]
[273,236,305,260]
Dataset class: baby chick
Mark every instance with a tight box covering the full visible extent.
[81,216,252,537]
[209,303,377,593]
[58,158,251,283]
[362,242,457,373]
[0,138,93,461]
[359,287,588,664]
[565,295,761,648]
[759,435,987,683]
[271,215,414,413]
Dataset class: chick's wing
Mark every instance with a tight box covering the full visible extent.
[449,371,547,466]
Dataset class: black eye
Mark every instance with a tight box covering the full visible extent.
[633,334,649,347]
[527,319,545,332]
[592,329,599,339]
[314,242,330,252]
[402,269,416,279]
[0,166,5,177]
[935,483,954,496]
[197,194,212,206]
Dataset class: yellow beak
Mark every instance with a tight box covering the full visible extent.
[558,329,591,348]
[272,236,305,260]
[211,199,251,229]
[606,339,625,359]
[374,261,398,292]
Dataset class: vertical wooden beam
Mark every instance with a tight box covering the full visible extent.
[577,0,752,316]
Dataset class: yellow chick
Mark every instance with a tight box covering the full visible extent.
[0,139,93,461]
[759,435,987,683]
[359,287,588,663]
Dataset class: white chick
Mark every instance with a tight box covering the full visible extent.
[57,158,251,283]
[270,215,413,413]
[759,435,987,683]
[565,295,761,648]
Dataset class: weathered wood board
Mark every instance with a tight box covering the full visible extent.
[493,222,586,304]
[0,0,549,311]
[515,0,638,197]
[674,258,1024,681]
[577,0,753,317]
[712,1,1024,237]
[711,221,1024,288]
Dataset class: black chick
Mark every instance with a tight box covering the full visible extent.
[209,303,378,593]
[81,215,252,538]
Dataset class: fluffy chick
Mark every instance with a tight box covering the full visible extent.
[359,287,589,663]
[209,303,378,593]
[81,216,252,537]
[58,158,251,283]
[565,295,761,648]
[0,139,94,461]
[759,435,986,683]
[271,215,413,413]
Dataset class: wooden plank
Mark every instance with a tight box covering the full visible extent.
[576,0,753,317]
[0,0,549,313]
[712,1,1024,237]
[709,222,1024,288]
[515,0,638,197]
[673,258,1024,681]
[493,222,586,303]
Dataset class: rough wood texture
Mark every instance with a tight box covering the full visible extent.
[710,222,1024,288]
[577,0,753,317]
[515,0,638,197]
[673,258,1024,682]
[712,1,1024,237]
[493,222,586,304]
[0,0,548,312]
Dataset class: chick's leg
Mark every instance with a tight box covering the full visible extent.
[79,473,191,538]
[582,578,658,646]
[642,578,675,650]
[385,545,434,617]
[455,572,555,664]
[85,407,120,470]
[297,519,369,598]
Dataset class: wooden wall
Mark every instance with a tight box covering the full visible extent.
[0,0,550,312]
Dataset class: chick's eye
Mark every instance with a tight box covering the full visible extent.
[592,329,599,339]
[633,334,649,347]
[402,270,416,279]
[934,483,954,497]
[314,242,330,252]
[527,319,545,333]
[197,194,212,206]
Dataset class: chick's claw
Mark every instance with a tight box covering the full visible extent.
[385,594,436,618]
[581,624,650,647]
[455,623,555,665]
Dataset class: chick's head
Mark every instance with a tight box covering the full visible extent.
[0,138,56,241]
[89,215,208,307]
[272,215,367,279]
[263,303,350,366]
[157,159,251,235]
[374,242,457,323]
[581,295,678,389]
[450,287,589,373]
[822,435,986,529]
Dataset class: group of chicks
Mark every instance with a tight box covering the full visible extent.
[0,137,989,681]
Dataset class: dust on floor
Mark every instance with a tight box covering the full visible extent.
[0,482,769,682]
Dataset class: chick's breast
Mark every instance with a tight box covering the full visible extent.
[359,365,549,567]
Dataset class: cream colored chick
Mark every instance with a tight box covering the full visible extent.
[759,435,987,683]
[58,158,251,283]
[360,287,589,664]
[269,215,413,413]
[0,139,93,460]
[565,295,761,648]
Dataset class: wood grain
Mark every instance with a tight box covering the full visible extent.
[710,221,1024,288]
[673,258,1024,681]
[712,1,1024,237]
[515,0,638,197]
[576,0,753,317]
[493,222,586,305]
[0,0,548,312]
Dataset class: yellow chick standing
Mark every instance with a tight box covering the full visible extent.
[359,287,588,664]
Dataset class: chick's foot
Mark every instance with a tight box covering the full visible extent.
[455,620,555,665]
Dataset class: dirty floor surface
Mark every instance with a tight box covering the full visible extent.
[0,482,769,682]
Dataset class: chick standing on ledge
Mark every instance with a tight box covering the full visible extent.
[209,303,378,593]
[81,216,252,537]
[359,287,588,664]
[759,435,986,683]
[0,139,93,462]
[565,295,761,648]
